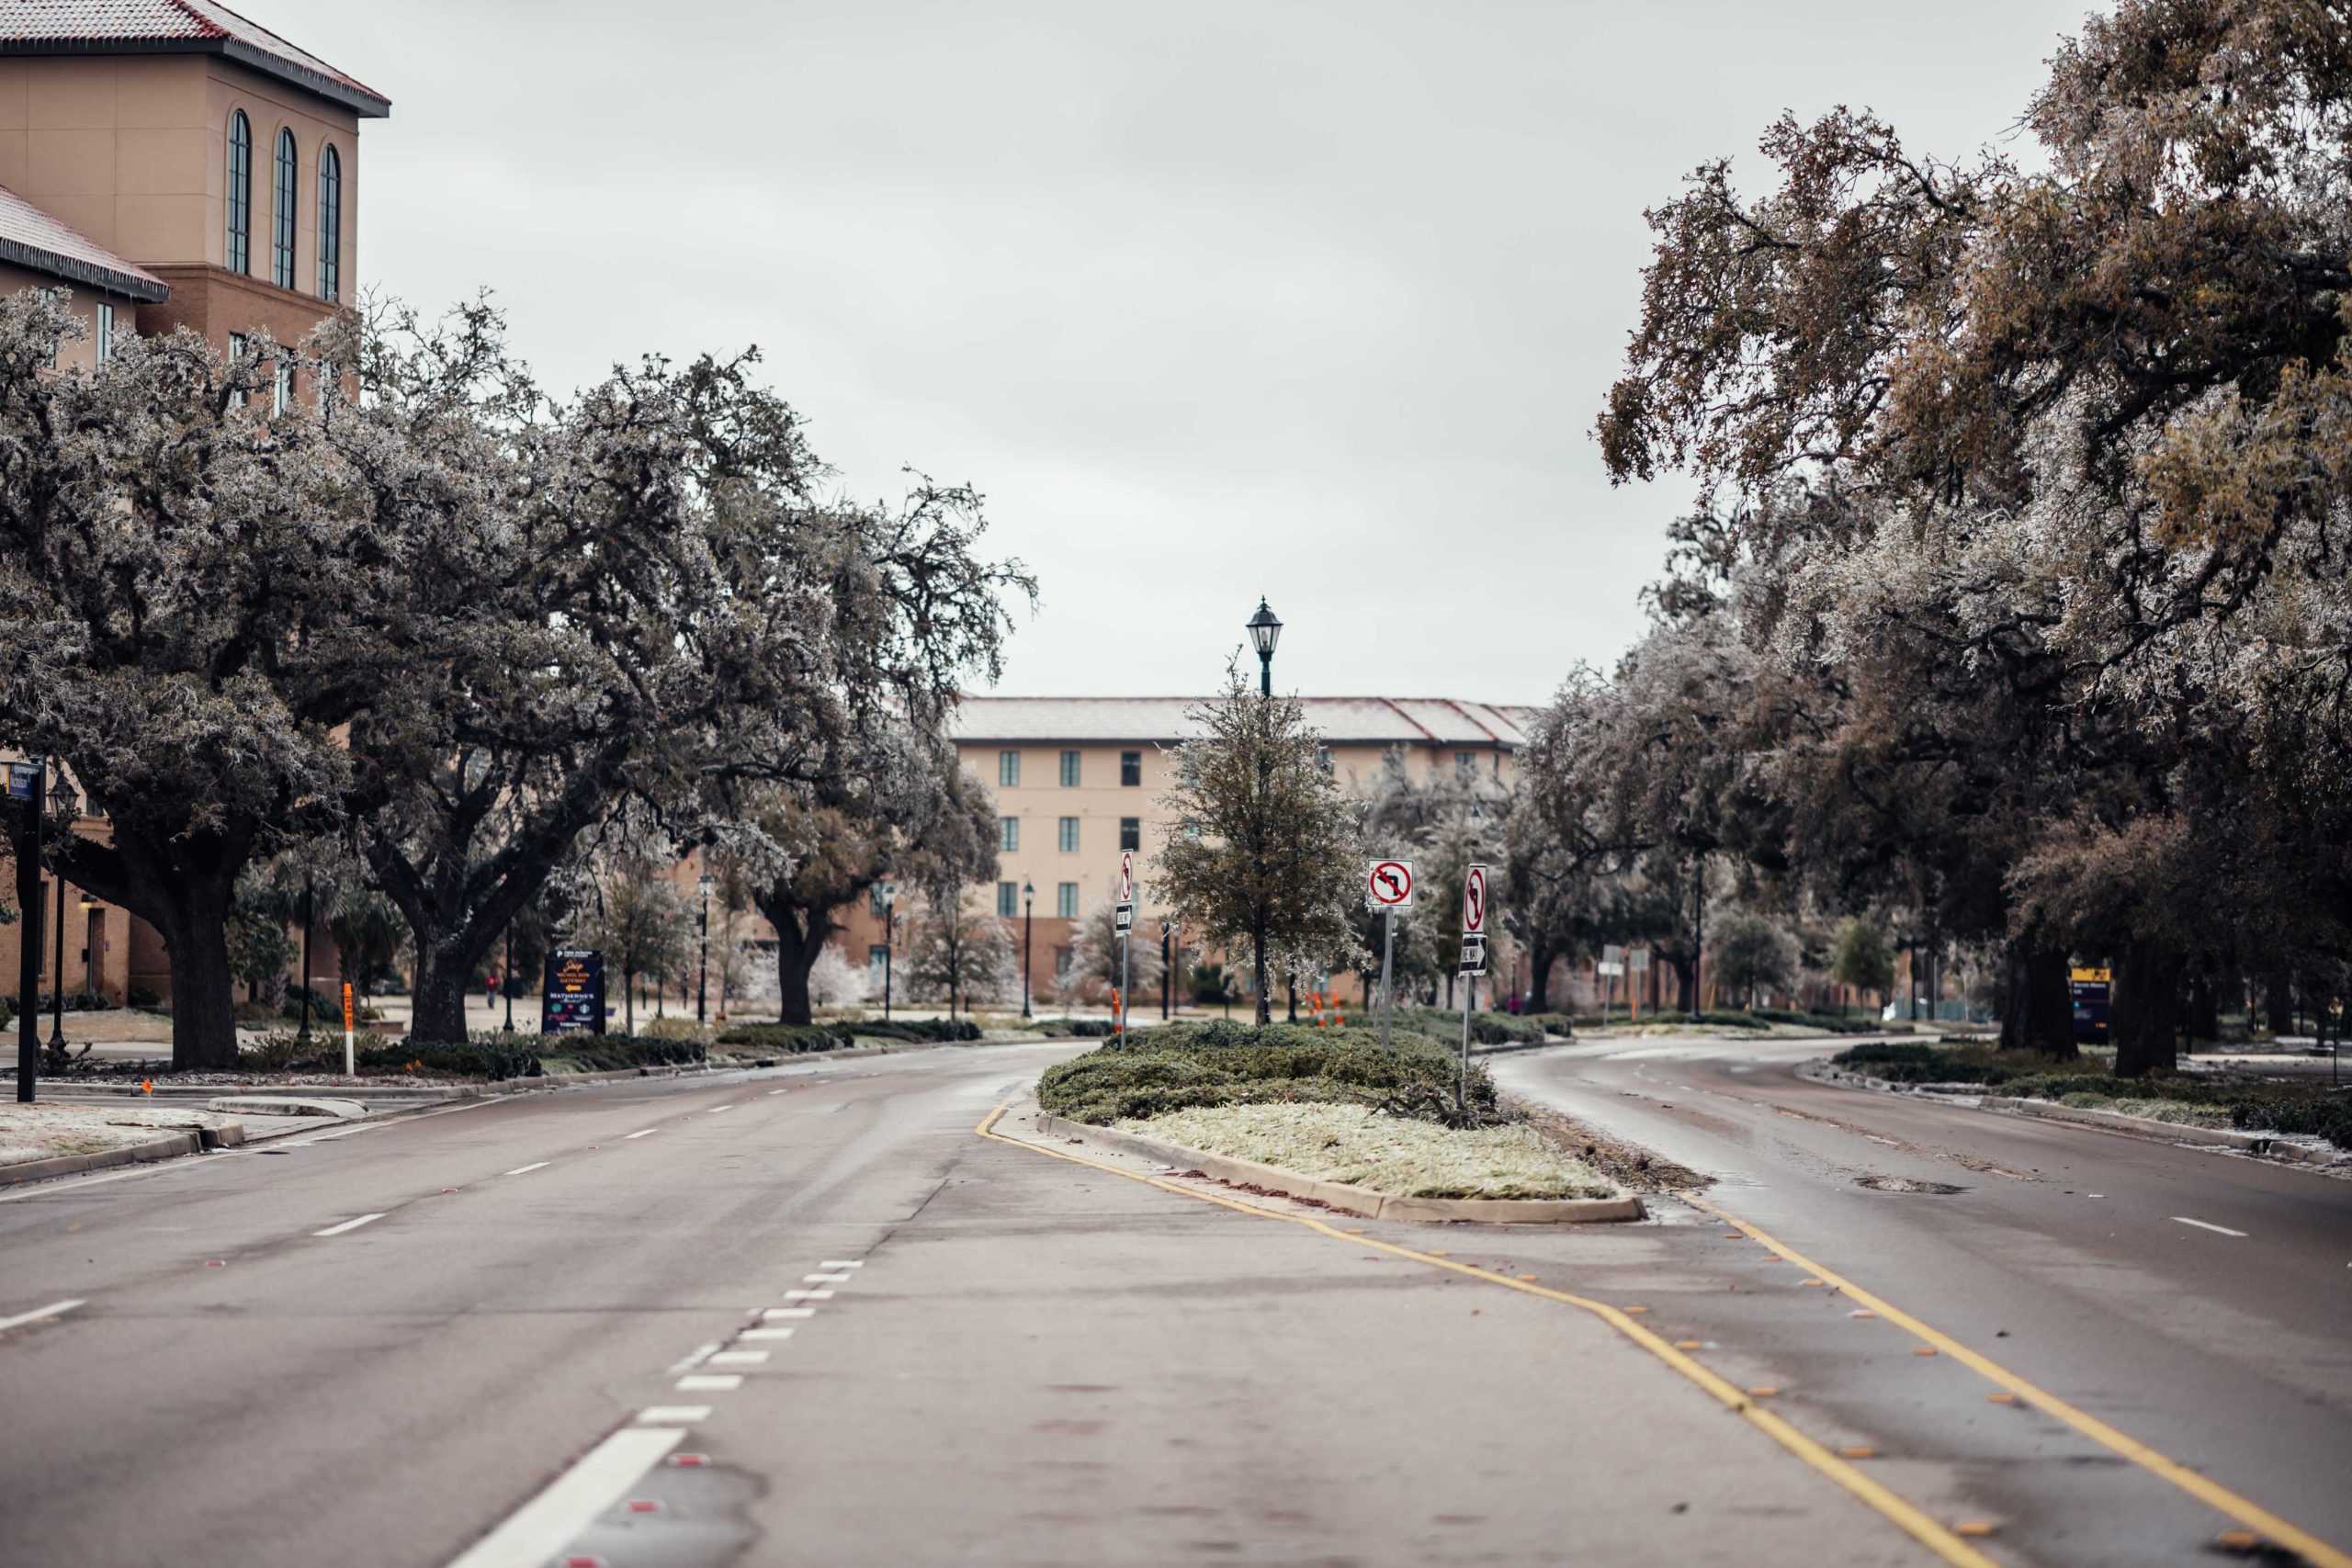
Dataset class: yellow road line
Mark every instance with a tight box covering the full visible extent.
[1682,1193,2351,1568]
[975,1103,1998,1568]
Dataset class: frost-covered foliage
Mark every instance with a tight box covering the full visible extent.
[1580,0,2352,1073]
[1056,894,1165,1007]
[805,942,867,1007]
[1153,660,1366,1022]
[899,894,1016,1009]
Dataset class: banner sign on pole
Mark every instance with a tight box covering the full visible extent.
[541,948,607,1034]
[4,761,36,801]
[1367,859,1414,909]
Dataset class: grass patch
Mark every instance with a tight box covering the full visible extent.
[1124,1101,1620,1200]
[1038,1019,1495,1126]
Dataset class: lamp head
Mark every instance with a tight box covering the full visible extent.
[1245,597,1282,660]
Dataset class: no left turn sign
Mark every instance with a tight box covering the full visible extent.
[1367,859,1414,908]
[1462,863,1488,936]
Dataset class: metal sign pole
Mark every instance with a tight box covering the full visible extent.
[1458,964,1474,1121]
[1119,929,1130,1049]
[1378,904,1396,1052]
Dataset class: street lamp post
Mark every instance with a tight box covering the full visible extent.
[1244,598,1282,1023]
[695,870,712,1025]
[1021,878,1035,1020]
[1161,919,1172,1020]
[879,882,898,1021]
[297,874,314,1043]
[47,776,78,1052]
[13,759,45,1101]
[503,924,514,1032]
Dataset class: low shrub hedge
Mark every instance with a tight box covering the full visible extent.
[716,1021,856,1052]
[1037,1018,1496,1126]
[1034,1017,1119,1037]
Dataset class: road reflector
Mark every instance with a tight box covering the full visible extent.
[1849,1309,1877,1319]
[1516,1274,1538,1282]
[2216,1530,2262,1552]
[1985,1392,2018,1405]
[1801,1279,1826,1287]
[1623,1305,1648,1315]
[1840,1445,1877,1460]
[1747,1386,1781,1398]
[1954,1521,1997,1538]
[1675,1339,1703,1349]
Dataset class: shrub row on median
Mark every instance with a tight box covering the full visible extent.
[1036,1018,1498,1127]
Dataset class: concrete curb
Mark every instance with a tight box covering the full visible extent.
[1030,1111,1645,1224]
[206,1095,368,1120]
[0,1120,246,1188]
[1982,1095,2345,1168]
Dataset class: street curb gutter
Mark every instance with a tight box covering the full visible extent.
[1982,1095,2344,1168]
[0,1122,245,1188]
[1030,1110,1644,1224]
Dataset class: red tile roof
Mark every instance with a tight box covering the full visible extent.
[0,1,390,117]
[0,184,167,300]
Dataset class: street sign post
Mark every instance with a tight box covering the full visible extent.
[1366,858,1414,1050]
[1627,945,1648,1021]
[1116,851,1135,1049]
[1600,943,1625,1025]
[1458,863,1488,1119]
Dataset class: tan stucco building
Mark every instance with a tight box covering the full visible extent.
[0,5,388,1007]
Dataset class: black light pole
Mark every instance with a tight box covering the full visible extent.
[695,870,711,1024]
[297,874,314,1043]
[880,882,898,1021]
[14,760,46,1101]
[1161,920,1172,1020]
[48,841,65,1047]
[1245,599,1282,1023]
[503,924,514,1032]
[1021,878,1035,1020]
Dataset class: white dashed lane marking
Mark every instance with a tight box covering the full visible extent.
[820,1259,864,1269]
[762,1307,815,1321]
[784,1290,832,1301]
[667,1342,720,1373]
[804,1272,851,1283]
[707,1349,769,1366]
[636,1405,710,1425]
[738,1327,795,1341]
[503,1162,549,1177]
[2173,1215,2248,1237]
[624,1129,659,1139]
[704,1104,737,1115]
[312,1213,384,1237]
[443,1426,684,1568]
[0,1298,85,1333]
[675,1373,742,1392]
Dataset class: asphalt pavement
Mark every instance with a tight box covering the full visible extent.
[1495,1037,2352,1568]
[0,1041,1941,1568]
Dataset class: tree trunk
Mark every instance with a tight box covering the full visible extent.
[153,875,240,1071]
[1285,981,1297,1022]
[1252,924,1271,1025]
[2112,937,2181,1078]
[1670,953,1696,1016]
[2186,973,2219,1047]
[410,942,478,1046]
[2262,972,2294,1036]
[1526,943,1555,1012]
[763,905,828,1028]
[1997,942,2077,1058]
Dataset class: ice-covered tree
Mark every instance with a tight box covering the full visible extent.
[1153,661,1364,1023]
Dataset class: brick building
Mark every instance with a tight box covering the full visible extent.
[0,2,388,1005]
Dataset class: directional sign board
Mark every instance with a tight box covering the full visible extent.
[4,761,36,801]
[1457,932,1488,976]
[1367,859,1415,908]
[1461,863,1488,937]
[1114,906,1134,933]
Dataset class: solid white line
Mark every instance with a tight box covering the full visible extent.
[636,1404,710,1425]
[784,1289,831,1301]
[761,1307,815,1321]
[704,1104,737,1115]
[738,1327,795,1341]
[707,1349,768,1366]
[2172,1215,2248,1237]
[0,1298,85,1333]
[674,1373,742,1392]
[503,1162,549,1176]
[819,1259,864,1269]
[624,1129,659,1140]
[442,1425,683,1568]
[312,1213,385,1237]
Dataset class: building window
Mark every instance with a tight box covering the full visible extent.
[1058,750,1080,786]
[1120,750,1142,786]
[317,143,342,301]
[228,333,249,404]
[1053,945,1072,977]
[867,943,888,988]
[96,303,114,364]
[1316,746,1333,774]
[868,884,888,918]
[1119,818,1140,852]
[1455,750,1477,780]
[998,750,1020,787]
[272,128,298,288]
[1057,817,1079,852]
[273,358,293,415]
[999,816,1019,852]
[226,110,253,275]
[997,881,1019,918]
[1057,883,1078,919]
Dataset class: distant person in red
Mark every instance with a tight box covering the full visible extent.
[485,971,500,1010]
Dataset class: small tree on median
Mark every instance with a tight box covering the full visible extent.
[1828,916,1894,1015]
[1712,911,1798,1010]
[1152,662,1365,1024]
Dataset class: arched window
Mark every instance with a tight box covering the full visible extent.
[271,128,297,288]
[317,143,342,302]
[225,110,252,275]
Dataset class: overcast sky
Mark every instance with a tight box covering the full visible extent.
[277,0,2086,705]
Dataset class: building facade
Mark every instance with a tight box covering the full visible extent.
[0,5,388,1006]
